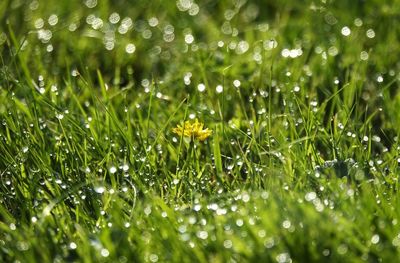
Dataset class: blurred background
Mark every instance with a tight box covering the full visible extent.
[1,0,399,85]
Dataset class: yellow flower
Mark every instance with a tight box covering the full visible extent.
[172,119,212,141]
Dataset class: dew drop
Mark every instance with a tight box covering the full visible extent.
[94,186,105,194]
[122,164,129,172]
[125,43,136,54]
[197,83,206,92]
[184,34,194,44]
[101,248,110,257]
[341,26,351,36]
[9,223,16,230]
[69,242,77,249]
[223,240,233,248]
[233,80,241,88]
[371,234,380,244]
[109,12,120,24]
[305,192,316,201]
[366,29,375,39]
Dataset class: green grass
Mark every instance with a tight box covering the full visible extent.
[1,0,400,262]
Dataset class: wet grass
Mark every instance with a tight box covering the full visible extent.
[1,0,400,262]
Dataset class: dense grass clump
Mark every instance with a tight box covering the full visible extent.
[1,0,400,262]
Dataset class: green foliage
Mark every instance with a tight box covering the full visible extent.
[1,0,400,262]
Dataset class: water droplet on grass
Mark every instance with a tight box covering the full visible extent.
[122,164,129,172]
[282,220,291,229]
[109,12,120,24]
[125,43,136,54]
[34,18,44,29]
[233,80,241,88]
[341,26,351,36]
[197,83,206,92]
[337,244,348,255]
[371,234,380,244]
[236,219,244,227]
[173,178,180,185]
[360,51,369,60]
[197,230,208,239]
[305,192,317,201]
[101,248,109,257]
[48,14,58,26]
[148,17,159,27]
[94,186,105,194]
[9,223,16,230]
[163,33,175,42]
[149,254,159,262]
[276,253,291,263]
[69,242,77,249]
[236,40,249,54]
[68,23,77,31]
[372,135,381,142]
[366,29,375,38]
[85,0,97,8]
[185,34,194,44]
[144,206,152,215]
[16,241,30,251]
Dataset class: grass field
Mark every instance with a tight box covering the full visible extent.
[1,0,400,262]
